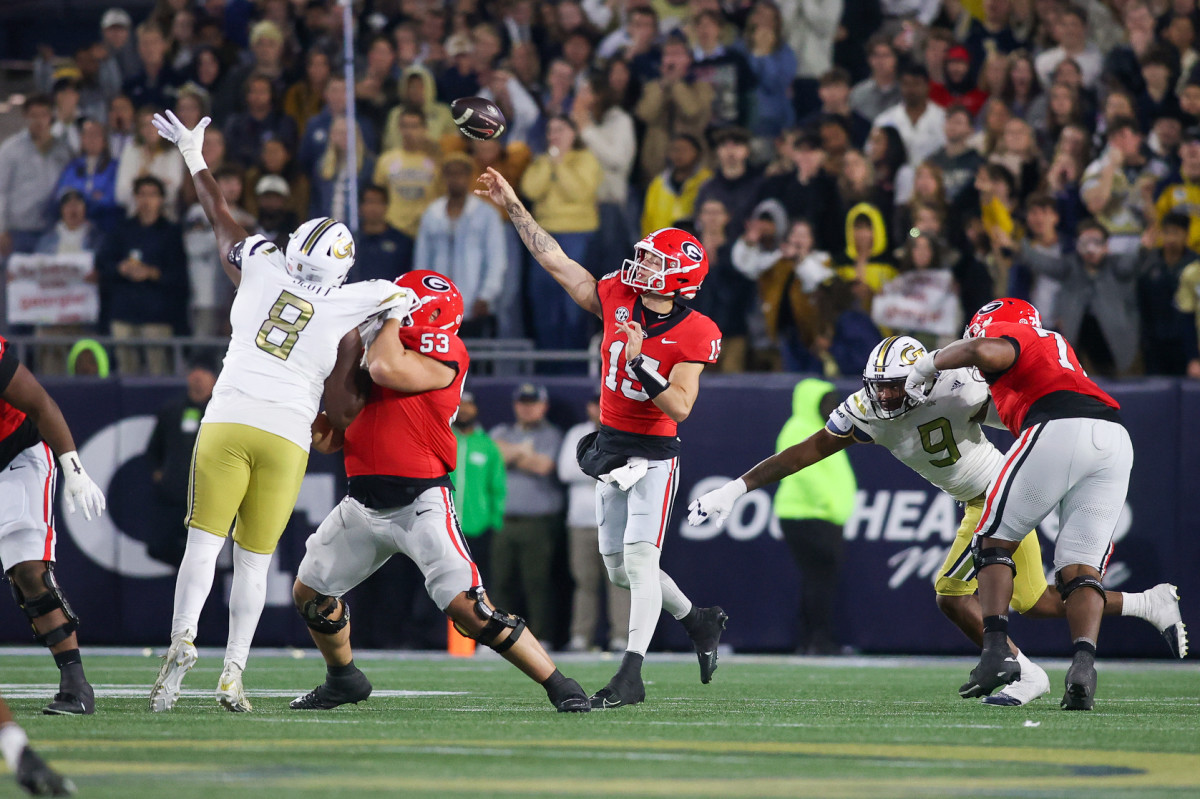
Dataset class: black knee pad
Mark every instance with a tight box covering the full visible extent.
[457,586,526,654]
[8,563,79,648]
[972,543,1017,577]
[1055,573,1107,604]
[301,593,350,635]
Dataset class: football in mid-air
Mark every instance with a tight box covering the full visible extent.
[450,96,506,141]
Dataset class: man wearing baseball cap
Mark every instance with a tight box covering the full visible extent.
[930,46,987,116]
[254,174,298,243]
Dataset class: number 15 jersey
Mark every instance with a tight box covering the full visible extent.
[203,234,406,450]
[597,273,721,438]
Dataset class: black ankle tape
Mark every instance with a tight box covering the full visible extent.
[983,614,1009,634]
[542,668,567,688]
[1072,640,1097,656]
[617,651,644,680]
[328,660,357,679]
[53,648,82,670]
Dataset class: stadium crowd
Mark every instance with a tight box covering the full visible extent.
[3,0,1200,378]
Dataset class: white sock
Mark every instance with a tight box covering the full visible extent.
[623,542,663,656]
[659,570,693,620]
[170,528,226,641]
[0,723,28,772]
[1015,649,1034,673]
[1119,591,1146,618]
[225,544,273,672]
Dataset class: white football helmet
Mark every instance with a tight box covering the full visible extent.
[286,217,356,287]
[863,335,929,419]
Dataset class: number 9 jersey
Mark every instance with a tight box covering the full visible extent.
[597,272,721,438]
[204,234,409,451]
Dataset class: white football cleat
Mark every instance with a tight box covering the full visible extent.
[1142,583,1188,659]
[981,657,1050,707]
[216,663,252,712]
[149,633,198,712]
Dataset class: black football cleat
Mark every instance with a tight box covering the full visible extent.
[589,675,646,709]
[43,682,94,716]
[960,641,1021,699]
[547,676,591,713]
[15,746,75,796]
[289,669,373,710]
[687,606,728,684]
[1060,651,1097,711]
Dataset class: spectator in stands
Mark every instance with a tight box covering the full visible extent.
[253,175,298,244]
[836,149,892,243]
[54,118,121,230]
[865,125,909,225]
[520,115,602,353]
[635,34,713,184]
[990,117,1044,202]
[1105,1,1157,98]
[930,46,987,116]
[533,59,578,149]
[1164,13,1197,92]
[50,75,84,155]
[297,76,378,176]
[146,357,216,567]
[964,0,1023,71]
[975,162,1022,294]
[894,160,947,245]
[67,338,111,377]
[123,22,179,110]
[69,44,114,123]
[641,132,711,237]
[688,9,755,130]
[115,105,184,219]
[849,35,901,122]
[33,189,102,374]
[106,94,135,160]
[309,116,375,222]
[599,5,661,84]
[355,35,400,135]
[191,48,231,122]
[490,383,565,643]
[414,153,508,338]
[696,126,763,240]
[98,7,138,88]
[1003,51,1046,128]
[874,230,962,349]
[167,6,201,75]
[245,138,308,219]
[1038,81,1089,158]
[223,74,298,168]
[694,196,756,371]
[1137,47,1182,131]
[475,29,541,145]
[782,0,842,85]
[95,175,188,376]
[834,207,897,304]
[749,218,833,372]
[759,129,840,251]
[1019,219,1141,377]
[438,33,481,102]
[352,184,410,281]
[1035,6,1103,89]
[218,21,289,118]
[1083,116,1153,254]
[737,1,796,146]
[800,68,871,150]
[0,95,72,257]
[1153,125,1200,253]
[450,391,506,587]
[283,48,331,134]
[1139,211,1197,375]
[183,165,253,337]
[384,67,459,153]
[470,137,534,216]
[1015,193,1066,320]
[872,62,946,168]
[1174,243,1200,379]
[573,70,636,276]
[374,106,441,248]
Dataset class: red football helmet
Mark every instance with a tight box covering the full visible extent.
[964,297,1042,338]
[620,227,709,299]
[394,270,464,334]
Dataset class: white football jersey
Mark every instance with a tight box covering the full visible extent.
[202,235,406,450]
[825,367,1005,501]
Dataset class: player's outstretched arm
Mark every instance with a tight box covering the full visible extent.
[474,167,600,317]
[906,338,1018,403]
[366,319,457,394]
[152,110,249,286]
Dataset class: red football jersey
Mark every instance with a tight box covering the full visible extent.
[344,325,469,478]
[984,321,1119,434]
[597,273,722,437]
[0,336,29,442]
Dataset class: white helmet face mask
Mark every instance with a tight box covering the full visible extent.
[863,335,928,419]
[286,217,356,287]
[620,244,674,294]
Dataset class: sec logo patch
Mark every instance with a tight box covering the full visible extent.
[615,306,630,322]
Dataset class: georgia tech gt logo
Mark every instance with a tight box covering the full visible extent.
[332,237,354,259]
[899,345,926,365]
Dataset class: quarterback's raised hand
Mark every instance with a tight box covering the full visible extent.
[687,479,747,529]
[474,166,520,210]
[904,350,940,405]
[58,451,106,521]
[152,110,209,174]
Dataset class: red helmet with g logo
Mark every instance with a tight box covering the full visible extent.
[394,270,464,334]
[620,227,709,299]
[964,297,1042,339]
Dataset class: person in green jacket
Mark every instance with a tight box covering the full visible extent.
[449,391,506,585]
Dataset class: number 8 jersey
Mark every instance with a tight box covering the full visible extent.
[597,272,721,438]
[204,234,407,450]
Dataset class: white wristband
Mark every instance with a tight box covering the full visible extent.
[182,149,208,176]
[0,722,28,772]
[729,478,748,498]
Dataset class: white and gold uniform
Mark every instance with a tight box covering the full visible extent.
[825,368,1048,612]
[187,234,405,554]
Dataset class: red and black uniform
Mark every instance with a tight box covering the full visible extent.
[0,336,42,470]
[344,325,469,509]
[981,321,1121,435]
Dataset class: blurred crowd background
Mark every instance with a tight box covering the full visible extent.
[2,0,1200,379]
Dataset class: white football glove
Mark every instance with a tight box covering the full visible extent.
[904,350,940,405]
[687,478,747,529]
[58,451,106,521]
[151,109,210,174]
[600,457,648,491]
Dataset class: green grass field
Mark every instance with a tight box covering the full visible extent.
[2,648,1197,799]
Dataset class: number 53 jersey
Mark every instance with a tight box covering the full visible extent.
[204,234,407,450]
[825,367,1005,502]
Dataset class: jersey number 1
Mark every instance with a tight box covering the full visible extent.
[256,290,315,360]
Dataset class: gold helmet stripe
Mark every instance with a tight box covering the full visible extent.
[874,336,900,371]
[300,218,338,255]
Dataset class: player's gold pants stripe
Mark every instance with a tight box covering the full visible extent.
[185,422,309,554]
[934,497,1047,613]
